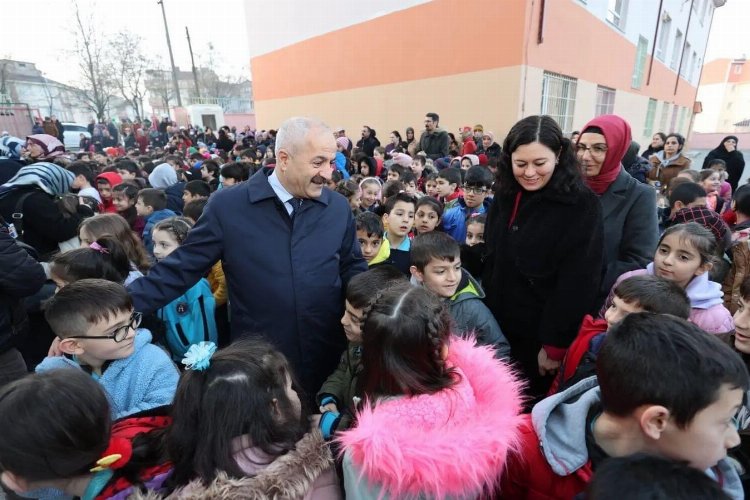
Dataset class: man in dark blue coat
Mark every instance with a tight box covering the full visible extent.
[128,117,367,395]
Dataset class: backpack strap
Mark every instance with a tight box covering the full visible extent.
[12,190,38,239]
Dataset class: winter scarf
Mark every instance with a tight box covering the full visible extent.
[26,134,65,160]
[581,114,631,195]
[0,162,73,199]
[149,163,178,189]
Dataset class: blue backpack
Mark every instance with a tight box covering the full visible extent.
[157,278,218,361]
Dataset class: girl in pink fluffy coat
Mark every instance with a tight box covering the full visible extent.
[337,283,524,499]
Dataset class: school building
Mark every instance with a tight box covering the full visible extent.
[246,0,724,147]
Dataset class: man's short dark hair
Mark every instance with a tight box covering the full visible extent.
[587,454,730,500]
[400,171,416,185]
[613,275,690,319]
[411,232,460,270]
[137,188,167,211]
[412,156,426,167]
[346,266,406,309]
[202,160,220,176]
[734,185,750,217]
[67,162,95,185]
[597,313,749,428]
[115,160,139,175]
[184,180,211,198]
[183,199,208,222]
[44,279,132,338]
[437,167,462,187]
[388,164,406,178]
[425,112,439,123]
[707,158,727,169]
[463,165,493,188]
[189,152,204,161]
[220,162,243,182]
[382,192,416,215]
[356,211,384,237]
[164,155,183,168]
[668,182,706,209]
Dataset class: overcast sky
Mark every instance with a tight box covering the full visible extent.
[0,0,747,86]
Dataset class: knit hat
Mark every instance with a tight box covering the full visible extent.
[478,154,489,166]
[148,163,178,189]
[473,124,484,133]
[391,152,413,168]
[336,137,351,150]
[672,206,731,251]
[462,154,480,167]
[0,136,24,159]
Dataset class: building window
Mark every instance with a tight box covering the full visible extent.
[688,51,698,82]
[659,102,670,133]
[734,64,743,75]
[541,71,578,133]
[606,0,628,30]
[656,12,671,61]
[595,86,616,116]
[727,102,733,110]
[670,30,683,70]
[670,105,679,132]
[644,98,657,137]
[679,42,691,77]
[699,0,708,24]
[677,106,687,134]
[632,36,649,89]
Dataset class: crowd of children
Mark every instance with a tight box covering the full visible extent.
[0,117,748,499]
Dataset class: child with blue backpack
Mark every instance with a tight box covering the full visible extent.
[151,216,218,361]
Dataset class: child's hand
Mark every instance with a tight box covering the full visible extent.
[48,337,63,357]
[538,348,561,376]
[320,403,338,414]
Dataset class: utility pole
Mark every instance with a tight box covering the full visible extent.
[157,0,182,107]
[186,26,201,101]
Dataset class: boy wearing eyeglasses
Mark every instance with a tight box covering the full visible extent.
[36,279,179,419]
[442,165,493,243]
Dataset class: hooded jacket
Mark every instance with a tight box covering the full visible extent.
[338,336,523,499]
[96,171,123,213]
[448,269,510,359]
[164,430,340,500]
[36,329,179,420]
[501,376,744,500]
[604,264,734,334]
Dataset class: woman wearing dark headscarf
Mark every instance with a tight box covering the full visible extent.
[577,115,658,306]
[0,163,89,259]
[703,135,746,192]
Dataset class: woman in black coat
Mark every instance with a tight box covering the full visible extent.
[703,135,746,192]
[483,115,604,398]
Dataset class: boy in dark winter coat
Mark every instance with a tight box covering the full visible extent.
[410,232,510,359]
[501,313,748,500]
[316,266,406,436]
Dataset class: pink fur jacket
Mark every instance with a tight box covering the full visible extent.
[337,336,524,499]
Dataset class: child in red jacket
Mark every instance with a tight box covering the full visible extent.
[500,313,748,499]
[549,275,690,394]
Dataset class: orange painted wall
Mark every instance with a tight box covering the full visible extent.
[525,0,697,107]
[251,0,530,101]
[701,59,731,84]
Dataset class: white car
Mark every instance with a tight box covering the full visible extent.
[61,123,91,151]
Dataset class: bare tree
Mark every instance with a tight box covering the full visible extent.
[106,30,148,120]
[145,56,175,116]
[196,43,249,112]
[69,0,114,120]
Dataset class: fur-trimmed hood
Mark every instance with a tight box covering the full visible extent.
[337,336,524,498]
[133,430,339,500]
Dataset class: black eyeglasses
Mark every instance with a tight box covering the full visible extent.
[575,144,608,158]
[463,186,488,195]
[65,312,142,343]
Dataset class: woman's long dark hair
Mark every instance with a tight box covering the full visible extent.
[166,338,307,488]
[496,115,586,198]
[358,284,458,398]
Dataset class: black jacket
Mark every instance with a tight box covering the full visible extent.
[418,129,450,160]
[356,135,381,157]
[483,187,604,353]
[0,231,46,353]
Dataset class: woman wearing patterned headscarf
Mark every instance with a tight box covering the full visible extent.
[0,163,89,259]
[24,134,66,163]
